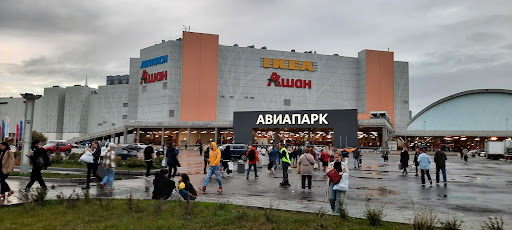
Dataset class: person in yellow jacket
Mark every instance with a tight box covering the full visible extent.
[279,142,291,187]
[199,142,223,193]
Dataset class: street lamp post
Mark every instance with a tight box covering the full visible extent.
[19,93,42,175]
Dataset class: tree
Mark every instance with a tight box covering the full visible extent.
[32,130,48,143]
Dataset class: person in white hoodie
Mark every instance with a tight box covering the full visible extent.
[418,148,433,186]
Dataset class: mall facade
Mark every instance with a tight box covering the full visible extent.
[1,31,410,148]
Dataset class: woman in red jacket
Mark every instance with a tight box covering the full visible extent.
[321,149,330,174]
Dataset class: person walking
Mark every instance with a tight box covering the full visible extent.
[0,142,15,199]
[382,150,389,162]
[352,147,361,169]
[320,148,330,174]
[297,148,315,192]
[199,143,203,156]
[290,146,298,168]
[199,142,223,193]
[326,152,349,214]
[99,143,116,189]
[166,142,179,178]
[152,169,175,200]
[418,148,433,186]
[246,145,259,179]
[413,147,420,176]
[203,145,210,174]
[341,148,349,164]
[144,142,155,180]
[279,143,291,188]
[178,173,197,201]
[434,146,447,185]
[221,145,232,175]
[400,146,409,175]
[463,148,469,164]
[23,140,49,192]
[83,141,103,189]
[269,145,279,174]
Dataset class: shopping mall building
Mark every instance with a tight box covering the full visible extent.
[0,31,411,148]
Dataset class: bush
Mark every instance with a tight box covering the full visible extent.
[439,216,463,230]
[125,157,145,168]
[14,151,21,159]
[32,130,48,143]
[67,153,82,162]
[481,217,504,230]
[413,207,437,230]
[51,155,64,164]
[153,156,164,168]
[364,199,385,226]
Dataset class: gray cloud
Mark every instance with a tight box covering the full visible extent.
[0,0,511,117]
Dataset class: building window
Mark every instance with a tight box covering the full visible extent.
[122,115,127,119]
[163,82,167,89]
[244,96,249,99]
[169,110,174,117]
[221,95,225,98]
[284,99,291,106]
[142,86,147,92]
[98,123,102,126]
[250,97,254,99]
[229,96,234,99]
[123,103,128,107]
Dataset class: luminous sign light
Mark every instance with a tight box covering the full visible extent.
[140,70,167,85]
[256,113,328,125]
[267,72,311,89]
[263,58,315,71]
[140,55,168,69]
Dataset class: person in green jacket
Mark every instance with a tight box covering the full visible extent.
[279,143,291,187]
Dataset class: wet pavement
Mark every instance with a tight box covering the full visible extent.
[2,150,511,229]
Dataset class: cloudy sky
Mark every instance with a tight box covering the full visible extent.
[1,0,511,116]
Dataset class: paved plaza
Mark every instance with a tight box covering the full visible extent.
[1,150,511,229]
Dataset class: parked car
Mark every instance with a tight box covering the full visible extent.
[218,144,249,160]
[469,149,486,157]
[44,143,72,155]
[124,144,141,152]
[135,143,148,149]
[156,148,165,157]
[114,147,138,160]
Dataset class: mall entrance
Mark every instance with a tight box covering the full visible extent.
[253,128,334,146]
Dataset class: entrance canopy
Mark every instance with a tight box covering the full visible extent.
[233,109,357,148]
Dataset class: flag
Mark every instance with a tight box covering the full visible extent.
[5,116,9,138]
[19,121,23,139]
[1,120,4,139]
[16,124,19,139]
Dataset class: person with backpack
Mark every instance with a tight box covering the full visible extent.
[83,141,102,189]
[279,143,291,188]
[152,169,176,200]
[221,145,232,175]
[297,148,316,192]
[341,148,350,163]
[178,173,197,201]
[268,145,279,174]
[199,142,223,193]
[166,142,179,178]
[0,142,15,199]
[22,140,50,192]
[99,143,117,190]
[144,142,155,180]
[434,145,448,185]
[352,147,361,169]
[246,145,259,179]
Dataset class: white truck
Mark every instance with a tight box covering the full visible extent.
[484,140,512,160]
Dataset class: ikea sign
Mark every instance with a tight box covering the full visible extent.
[140,55,168,69]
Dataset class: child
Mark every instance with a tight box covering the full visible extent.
[178,173,197,201]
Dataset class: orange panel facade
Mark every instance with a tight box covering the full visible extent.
[363,50,395,127]
[180,32,219,121]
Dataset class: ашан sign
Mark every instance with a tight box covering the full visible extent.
[140,70,167,85]
[267,72,311,89]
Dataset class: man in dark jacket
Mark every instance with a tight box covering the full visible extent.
[434,146,448,185]
[166,142,179,178]
[400,146,409,175]
[352,147,361,169]
[203,146,210,174]
[221,145,232,175]
[152,169,176,200]
[413,147,420,176]
[144,142,155,180]
[22,140,49,192]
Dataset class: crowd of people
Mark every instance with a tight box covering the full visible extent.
[399,145,448,186]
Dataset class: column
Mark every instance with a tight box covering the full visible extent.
[382,127,388,148]
[214,127,218,144]
[187,127,191,147]
[274,128,279,145]
[136,128,140,143]
[161,127,165,147]
[123,128,128,144]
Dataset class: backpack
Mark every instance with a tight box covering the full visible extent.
[248,149,256,161]
[35,156,45,169]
